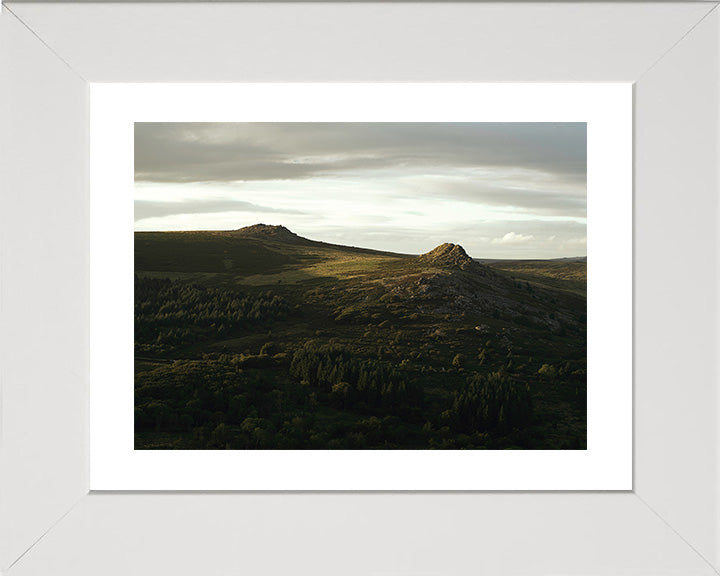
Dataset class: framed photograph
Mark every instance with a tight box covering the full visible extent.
[90,83,631,490]
[2,2,718,575]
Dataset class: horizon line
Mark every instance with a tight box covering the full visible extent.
[133,226,586,262]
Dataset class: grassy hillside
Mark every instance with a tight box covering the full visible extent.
[135,225,586,450]
[483,258,587,297]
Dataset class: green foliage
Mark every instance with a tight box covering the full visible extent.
[289,342,423,417]
[538,363,558,379]
[448,371,533,434]
[135,276,290,354]
[259,341,277,356]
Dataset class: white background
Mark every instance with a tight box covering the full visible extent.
[90,83,632,490]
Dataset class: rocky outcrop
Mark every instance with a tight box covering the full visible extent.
[416,243,477,270]
[234,224,304,243]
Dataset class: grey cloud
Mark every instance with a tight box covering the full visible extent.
[135,122,586,185]
[475,189,585,218]
[134,199,304,221]
[403,180,586,217]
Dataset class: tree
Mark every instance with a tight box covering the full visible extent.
[452,353,466,369]
[449,371,532,433]
[538,364,558,379]
[260,341,276,356]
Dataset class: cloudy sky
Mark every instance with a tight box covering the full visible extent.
[134,122,586,259]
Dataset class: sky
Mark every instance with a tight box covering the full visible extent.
[134,122,586,259]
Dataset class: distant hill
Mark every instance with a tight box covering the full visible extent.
[481,257,587,292]
[232,223,308,244]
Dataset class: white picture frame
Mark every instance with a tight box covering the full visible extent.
[1,2,718,574]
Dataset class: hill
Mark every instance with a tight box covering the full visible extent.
[134,225,587,451]
[481,257,587,297]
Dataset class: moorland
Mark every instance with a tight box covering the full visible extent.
[135,224,587,450]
